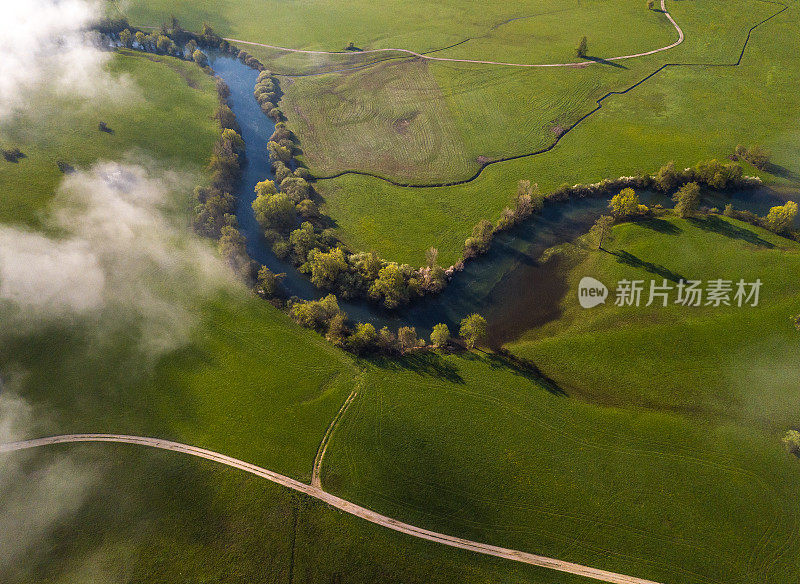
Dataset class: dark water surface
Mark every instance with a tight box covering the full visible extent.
[209,53,799,345]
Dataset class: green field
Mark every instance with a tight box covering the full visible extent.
[4,2,800,583]
[0,50,219,227]
[111,0,799,265]
[313,1,800,265]
[509,215,800,427]
[323,349,800,584]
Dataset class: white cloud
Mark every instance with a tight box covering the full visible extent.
[0,0,129,118]
[0,161,232,358]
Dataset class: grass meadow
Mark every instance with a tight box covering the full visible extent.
[0,50,219,227]
[314,0,800,265]
[3,3,799,583]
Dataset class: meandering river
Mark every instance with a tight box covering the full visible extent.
[208,53,799,346]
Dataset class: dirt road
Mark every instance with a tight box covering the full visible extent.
[2,433,665,584]
[224,0,683,69]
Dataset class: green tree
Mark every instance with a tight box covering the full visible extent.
[256,265,282,297]
[398,326,419,353]
[765,201,798,234]
[589,215,615,250]
[192,49,208,67]
[296,198,319,219]
[288,221,319,262]
[156,35,173,54]
[254,179,277,198]
[609,188,641,218]
[576,36,588,58]
[306,247,348,289]
[653,160,679,192]
[377,326,398,352]
[459,314,487,349]
[430,323,451,347]
[369,263,409,309]
[119,29,132,48]
[348,323,378,354]
[280,176,310,202]
[673,181,701,218]
[783,430,800,456]
[290,294,341,329]
[464,219,494,257]
[252,192,296,231]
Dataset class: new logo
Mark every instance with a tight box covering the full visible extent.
[578,277,608,308]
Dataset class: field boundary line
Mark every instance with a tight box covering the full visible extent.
[2,433,665,584]
[302,0,786,188]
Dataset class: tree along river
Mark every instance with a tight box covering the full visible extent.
[208,52,799,346]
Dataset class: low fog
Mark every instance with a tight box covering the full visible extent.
[0,0,129,118]
[0,379,99,576]
[0,161,232,357]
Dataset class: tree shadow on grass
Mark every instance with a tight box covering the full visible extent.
[763,162,800,182]
[606,249,686,282]
[461,349,568,397]
[369,352,465,384]
[688,215,775,248]
[583,55,628,69]
[635,217,682,235]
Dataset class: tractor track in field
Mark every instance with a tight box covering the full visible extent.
[1,433,665,584]
[262,0,785,189]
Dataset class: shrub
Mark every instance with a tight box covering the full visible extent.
[764,201,798,234]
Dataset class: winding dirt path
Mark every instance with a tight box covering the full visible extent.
[1,433,663,584]
[224,0,683,69]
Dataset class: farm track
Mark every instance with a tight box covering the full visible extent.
[224,0,684,70]
[241,0,785,189]
[1,433,665,584]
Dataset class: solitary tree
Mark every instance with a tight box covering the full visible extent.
[647,0,655,9]
[576,36,588,58]
[430,323,451,347]
[589,215,615,250]
[764,201,798,234]
[459,314,487,349]
[673,181,701,218]
[783,430,800,456]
